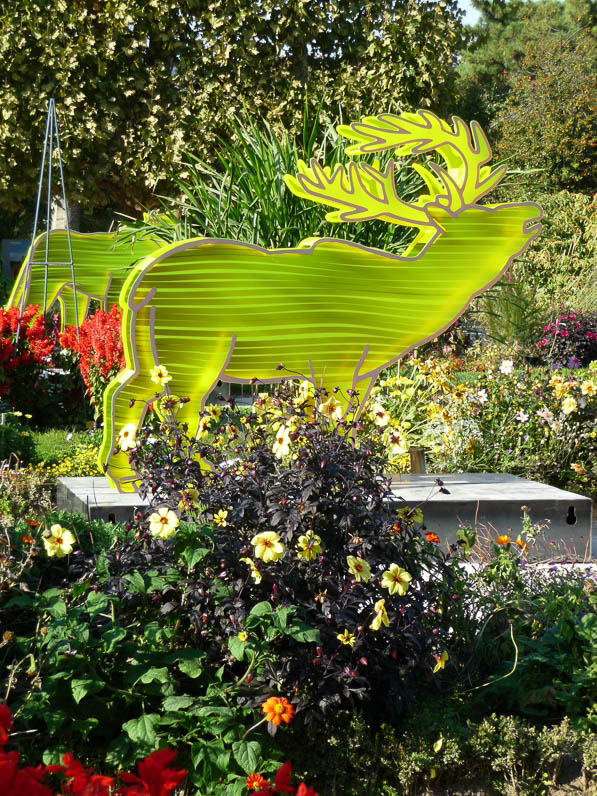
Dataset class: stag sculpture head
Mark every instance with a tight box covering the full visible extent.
[284,110,541,254]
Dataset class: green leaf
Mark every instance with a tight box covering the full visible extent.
[101,626,127,653]
[42,746,70,766]
[72,581,90,600]
[46,598,67,619]
[162,695,195,712]
[45,709,68,733]
[71,677,102,704]
[286,621,320,644]
[144,621,173,645]
[194,707,237,735]
[272,607,291,631]
[249,601,273,617]
[122,713,160,746]
[86,590,109,616]
[105,735,134,768]
[42,588,63,600]
[181,546,208,571]
[139,667,171,685]
[192,739,231,773]
[228,635,246,661]
[178,652,206,678]
[124,571,146,594]
[232,740,260,774]
[71,717,100,738]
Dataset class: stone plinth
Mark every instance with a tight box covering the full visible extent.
[57,473,593,558]
[390,473,593,559]
[57,477,148,523]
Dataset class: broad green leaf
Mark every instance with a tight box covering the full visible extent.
[232,740,260,774]
[287,621,320,644]
[105,735,134,768]
[162,695,195,712]
[71,677,102,704]
[228,635,246,661]
[46,598,67,619]
[178,652,206,679]
[124,571,146,594]
[101,626,127,653]
[86,590,109,616]
[181,546,208,571]
[122,713,160,746]
[139,667,172,686]
[249,601,273,617]
[42,746,70,766]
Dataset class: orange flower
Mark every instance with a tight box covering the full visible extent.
[21,536,35,545]
[496,535,511,545]
[246,772,269,790]
[514,538,529,552]
[425,532,440,544]
[25,519,40,528]
[261,696,295,726]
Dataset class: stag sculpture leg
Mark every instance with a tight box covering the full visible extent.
[101,301,237,491]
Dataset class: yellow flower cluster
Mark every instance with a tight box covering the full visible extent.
[549,373,597,416]
[29,443,102,481]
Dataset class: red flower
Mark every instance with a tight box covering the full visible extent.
[60,305,124,416]
[0,705,13,746]
[252,762,320,796]
[0,750,54,796]
[424,532,440,544]
[117,748,187,796]
[61,753,114,795]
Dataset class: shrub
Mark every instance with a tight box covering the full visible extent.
[513,191,597,309]
[0,468,53,528]
[0,304,54,416]
[494,32,597,194]
[0,411,35,464]
[60,304,125,419]
[373,355,597,500]
[535,310,597,369]
[0,515,291,792]
[124,384,454,724]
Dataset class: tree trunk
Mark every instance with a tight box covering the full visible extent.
[50,195,81,231]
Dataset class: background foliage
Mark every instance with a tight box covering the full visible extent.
[0,0,463,215]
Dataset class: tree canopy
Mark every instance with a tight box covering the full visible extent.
[455,0,597,125]
[0,0,463,214]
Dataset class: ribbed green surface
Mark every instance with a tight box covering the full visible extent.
[101,200,541,491]
[7,230,159,328]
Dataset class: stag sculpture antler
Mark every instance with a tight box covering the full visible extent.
[285,110,508,250]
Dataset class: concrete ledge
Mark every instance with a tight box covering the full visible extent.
[390,473,593,559]
[57,477,149,524]
[57,473,594,559]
